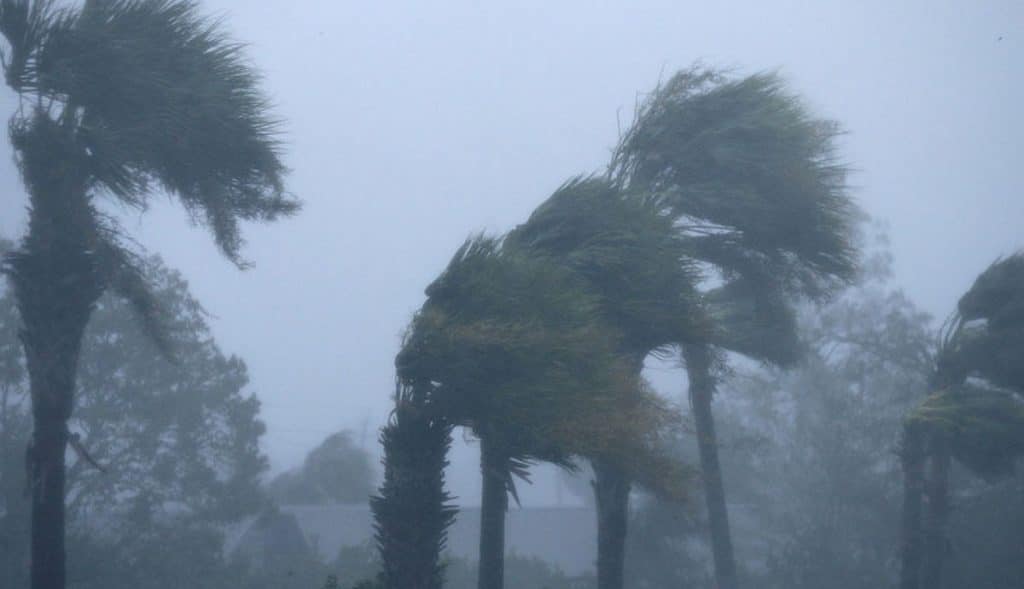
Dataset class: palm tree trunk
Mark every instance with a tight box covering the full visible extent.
[593,459,631,589]
[28,410,69,589]
[372,383,456,589]
[683,344,738,589]
[899,421,926,589]
[18,256,95,589]
[478,434,508,589]
[921,438,951,589]
[6,120,102,589]
[591,352,643,589]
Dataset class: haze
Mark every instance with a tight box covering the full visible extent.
[0,0,1020,506]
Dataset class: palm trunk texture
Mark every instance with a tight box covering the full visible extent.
[372,386,455,589]
[921,439,951,589]
[684,344,739,589]
[593,459,631,589]
[478,434,509,589]
[6,117,102,589]
[899,422,927,589]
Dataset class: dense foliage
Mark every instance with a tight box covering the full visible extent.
[0,253,268,588]
[270,431,375,506]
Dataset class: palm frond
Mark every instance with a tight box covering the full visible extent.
[397,234,640,470]
[573,380,694,501]
[3,0,297,264]
[957,252,1024,324]
[507,175,707,356]
[0,0,72,92]
[703,276,802,367]
[938,252,1024,392]
[92,221,172,359]
[908,385,1024,480]
[612,66,860,300]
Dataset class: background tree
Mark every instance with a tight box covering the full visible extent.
[0,2,296,587]
[0,238,29,587]
[611,66,860,589]
[269,430,375,506]
[0,253,269,589]
[724,281,932,589]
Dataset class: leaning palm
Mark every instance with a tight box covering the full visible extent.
[0,2,296,588]
[507,175,702,589]
[899,252,1024,589]
[396,236,678,589]
[611,67,860,589]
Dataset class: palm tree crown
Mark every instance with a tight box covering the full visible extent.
[0,0,297,264]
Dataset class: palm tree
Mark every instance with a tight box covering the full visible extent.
[899,252,1024,589]
[0,3,297,588]
[506,176,701,589]
[611,67,860,589]
[396,236,675,589]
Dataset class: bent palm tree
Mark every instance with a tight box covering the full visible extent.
[396,236,675,589]
[507,176,701,589]
[611,67,860,589]
[899,252,1024,589]
[0,2,296,588]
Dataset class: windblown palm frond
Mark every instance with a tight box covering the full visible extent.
[957,252,1024,324]
[93,226,172,357]
[951,252,1024,392]
[0,0,297,263]
[703,276,801,367]
[611,66,859,299]
[507,175,706,356]
[396,235,636,480]
[569,378,693,501]
[908,385,1024,480]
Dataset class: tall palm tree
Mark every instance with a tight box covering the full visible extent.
[396,236,675,589]
[611,67,860,589]
[900,252,1024,589]
[0,2,297,588]
[506,176,701,589]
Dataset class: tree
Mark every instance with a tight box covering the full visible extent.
[611,67,859,589]
[506,176,700,589]
[269,430,375,505]
[900,252,1024,589]
[0,2,296,587]
[396,236,672,589]
[0,252,268,589]
[718,280,933,589]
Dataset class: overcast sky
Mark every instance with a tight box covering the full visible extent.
[0,0,1021,505]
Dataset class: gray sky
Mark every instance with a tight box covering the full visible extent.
[0,0,1021,505]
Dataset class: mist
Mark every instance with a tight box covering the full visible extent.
[0,1,1021,588]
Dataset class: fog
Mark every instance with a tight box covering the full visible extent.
[0,2,1021,587]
